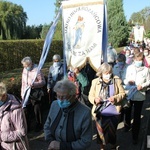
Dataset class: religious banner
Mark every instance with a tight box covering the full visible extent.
[62,0,107,71]
[133,25,145,42]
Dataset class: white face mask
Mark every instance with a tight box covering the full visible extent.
[144,52,148,56]
[126,53,130,57]
[134,60,143,67]
[102,74,112,80]
[53,62,61,67]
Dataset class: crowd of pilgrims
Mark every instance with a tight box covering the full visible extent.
[0,40,150,150]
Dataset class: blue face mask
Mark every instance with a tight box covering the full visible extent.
[26,67,31,71]
[57,99,71,108]
[0,101,4,107]
[117,62,124,66]
[134,61,142,67]
[108,46,112,49]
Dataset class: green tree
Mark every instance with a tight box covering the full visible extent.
[146,30,150,38]
[53,0,63,40]
[54,0,63,15]
[107,0,129,47]
[0,1,27,40]
[130,12,143,24]
[40,23,52,39]
[23,25,43,39]
[130,7,150,32]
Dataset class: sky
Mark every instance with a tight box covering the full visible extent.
[6,0,150,26]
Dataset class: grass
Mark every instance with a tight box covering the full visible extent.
[116,47,123,53]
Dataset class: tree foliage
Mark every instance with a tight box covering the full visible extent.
[40,0,62,40]
[23,25,43,39]
[52,0,63,40]
[40,23,51,39]
[130,7,150,32]
[0,0,27,40]
[145,30,150,38]
[107,0,129,47]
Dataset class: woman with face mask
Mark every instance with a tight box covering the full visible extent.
[47,54,65,104]
[125,49,134,65]
[21,56,46,132]
[88,62,125,150]
[44,79,92,150]
[113,53,128,81]
[143,48,150,68]
[124,52,150,144]
[0,82,29,150]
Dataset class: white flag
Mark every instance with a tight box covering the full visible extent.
[133,25,145,42]
[62,0,107,71]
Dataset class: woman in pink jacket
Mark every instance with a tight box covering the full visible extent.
[21,56,46,132]
[0,82,29,150]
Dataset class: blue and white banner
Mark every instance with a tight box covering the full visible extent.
[62,0,107,71]
[22,6,62,108]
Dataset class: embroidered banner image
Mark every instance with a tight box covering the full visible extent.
[62,0,105,70]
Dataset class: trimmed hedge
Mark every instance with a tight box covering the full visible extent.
[0,40,63,72]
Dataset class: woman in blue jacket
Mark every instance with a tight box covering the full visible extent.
[44,79,92,150]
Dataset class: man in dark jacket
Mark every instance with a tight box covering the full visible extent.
[47,54,64,104]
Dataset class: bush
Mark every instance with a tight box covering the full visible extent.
[0,40,63,71]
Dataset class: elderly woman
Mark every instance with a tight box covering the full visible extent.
[124,52,150,144]
[47,54,64,104]
[44,79,92,150]
[88,62,125,150]
[0,82,29,150]
[21,56,46,132]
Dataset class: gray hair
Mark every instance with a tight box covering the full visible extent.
[21,56,32,65]
[0,82,7,97]
[53,54,61,61]
[53,79,76,95]
[96,62,112,77]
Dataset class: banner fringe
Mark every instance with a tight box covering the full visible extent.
[63,1,103,9]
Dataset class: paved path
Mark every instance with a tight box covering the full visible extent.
[28,99,150,150]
